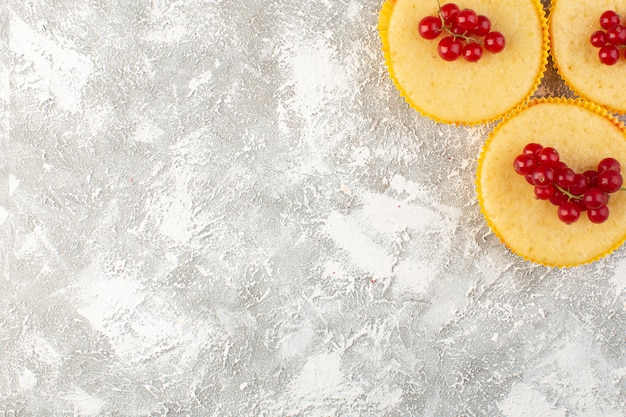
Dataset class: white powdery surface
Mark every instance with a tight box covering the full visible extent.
[499,383,566,417]
[1,0,626,416]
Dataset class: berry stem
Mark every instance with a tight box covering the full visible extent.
[554,182,626,200]
[447,30,477,43]
[554,183,583,201]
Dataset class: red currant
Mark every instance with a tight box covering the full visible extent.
[525,174,535,185]
[456,9,478,32]
[588,205,610,223]
[597,169,623,193]
[600,10,621,30]
[535,184,555,200]
[419,16,443,40]
[582,187,609,210]
[473,15,491,37]
[583,170,599,187]
[556,166,576,189]
[574,198,588,212]
[590,30,608,48]
[439,3,460,25]
[425,5,504,63]
[598,157,621,173]
[607,24,626,45]
[537,147,560,167]
[438,36,463,61]
[484,31,505,53]
[532,166,555,187]
[463,42,483,62]
[449,21,467,35]
[569,173,590,196]
[558,201,581,224]
[523,143,543,157]
[599,44,620,65]
[516,143,623,225]
[549,189,568,206]
[513,154,536,175]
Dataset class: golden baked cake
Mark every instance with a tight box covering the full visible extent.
[378,0,548,125]
[550,0,626,113]
[477,98,626,267]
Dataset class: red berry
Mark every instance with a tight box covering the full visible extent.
[419,16,443,40]
[569,173,590,196]
[532,166,555,187]
[549,189,568,206]
[574,198,588,212]
[599,44,620,65]
[456,9,478,32]
[538,147,560,167]
[438,36,463,61]
[556,166,576,189]
[607,24,626,45]
[590,30,608,48]
[600,10,621,30]
[439,3,460,25]
[473,15,491,37]
[588,205,610,224]
[525,174,535,185]
[535,184,555,200]
[513,154,536,175]
[463,42,483,62]
[582,187,609,210]
[516,143,623,225]
[583,170,599,187]
[558,201,581,224]
[597,169,623,193]
[598,157,621,173]
[449,22,466,36]
[484,31,505,53]
[523,143,543,157]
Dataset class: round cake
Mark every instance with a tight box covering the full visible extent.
[550,0,626,113]
[378,0,549,125]
[477,98,626,267]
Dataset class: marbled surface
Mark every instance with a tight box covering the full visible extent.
[2,0,626,416]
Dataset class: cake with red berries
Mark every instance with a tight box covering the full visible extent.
[477,98,626,267]
[378,0,549,124]
[550,0,626,113]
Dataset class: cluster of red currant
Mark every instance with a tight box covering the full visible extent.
[513,143,624,224]
[590,10,626,65]
[418,3,505,62]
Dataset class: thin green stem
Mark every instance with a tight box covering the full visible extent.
[554,183,583,201]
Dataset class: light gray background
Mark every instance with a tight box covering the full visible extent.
[1,0,625,416]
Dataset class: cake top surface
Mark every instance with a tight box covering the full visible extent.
[478,99,626,267]
[380,0,548,124]
[551,0,626,112]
